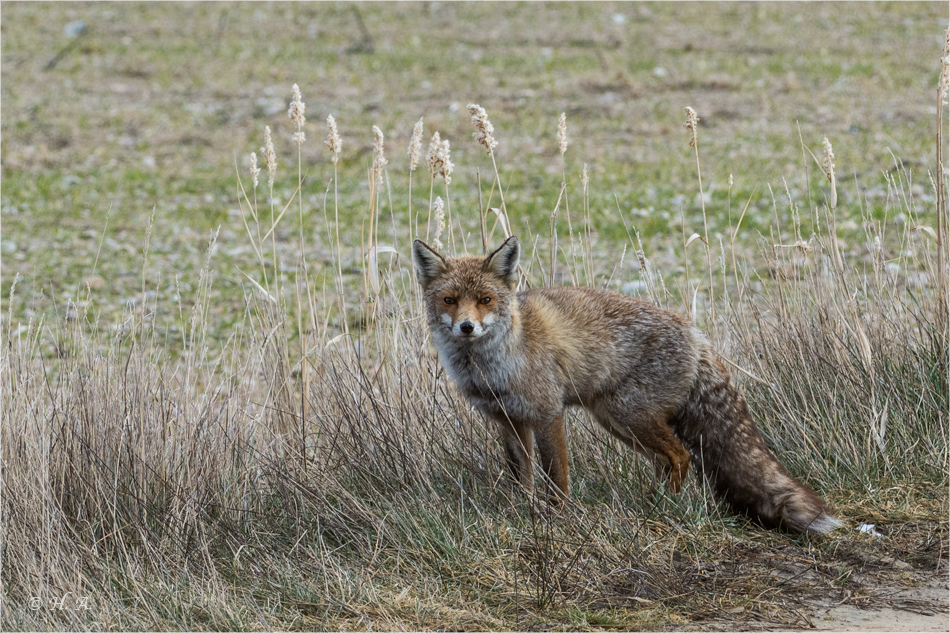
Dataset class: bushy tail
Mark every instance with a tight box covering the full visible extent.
[670,346,841,534]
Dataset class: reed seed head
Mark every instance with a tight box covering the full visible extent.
[581,163,589,193]
[822,136,837,209]
[262,125,277,190]
[432,195,446,251]
[372,125,388,184]
[940,23,950,105]
[288,84,306,147]
[426,132,453,185]
[684,106,699,147]
[426,132,441,177]
[467,103,498,154]
[325,115,341,164]
[438,139,453,186]
[249,152,260,189]
[821,137,836,182]
[408,117,424,172]
[557,112,568,156]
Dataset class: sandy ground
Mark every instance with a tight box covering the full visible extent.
[682,572,948,633]
[811,576,948,633]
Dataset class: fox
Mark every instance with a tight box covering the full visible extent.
[412,235,841,534]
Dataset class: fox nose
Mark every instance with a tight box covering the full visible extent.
[459,321,475,335]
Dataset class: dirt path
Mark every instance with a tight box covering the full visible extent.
[809,576,947,632]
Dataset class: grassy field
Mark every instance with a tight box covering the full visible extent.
[2,2,944,335]
[2,2,948,630]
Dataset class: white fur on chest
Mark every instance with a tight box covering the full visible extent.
[433,331,518,393]
[435,332,543,420]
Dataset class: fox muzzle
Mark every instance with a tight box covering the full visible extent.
[440,311,492,338]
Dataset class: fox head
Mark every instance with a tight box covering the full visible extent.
[412,236,520,341]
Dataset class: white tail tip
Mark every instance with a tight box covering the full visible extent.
[807,513,843,534]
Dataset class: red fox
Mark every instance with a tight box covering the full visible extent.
[412,236,841,534]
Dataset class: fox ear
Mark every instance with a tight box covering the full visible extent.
[412,239,447,287]
[484,236,520,287]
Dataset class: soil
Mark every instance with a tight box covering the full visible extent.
[812,575,948,632]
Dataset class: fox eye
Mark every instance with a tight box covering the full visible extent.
[479,297,492,305]
[444,297,456,304]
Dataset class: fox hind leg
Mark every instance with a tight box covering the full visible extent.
[592,404,691,494]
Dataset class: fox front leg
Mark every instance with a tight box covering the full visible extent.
[497,416,534,492]
[535,414,570,504]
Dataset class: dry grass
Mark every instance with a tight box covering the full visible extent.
[2,3,948,630]
[3,78,948,628]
